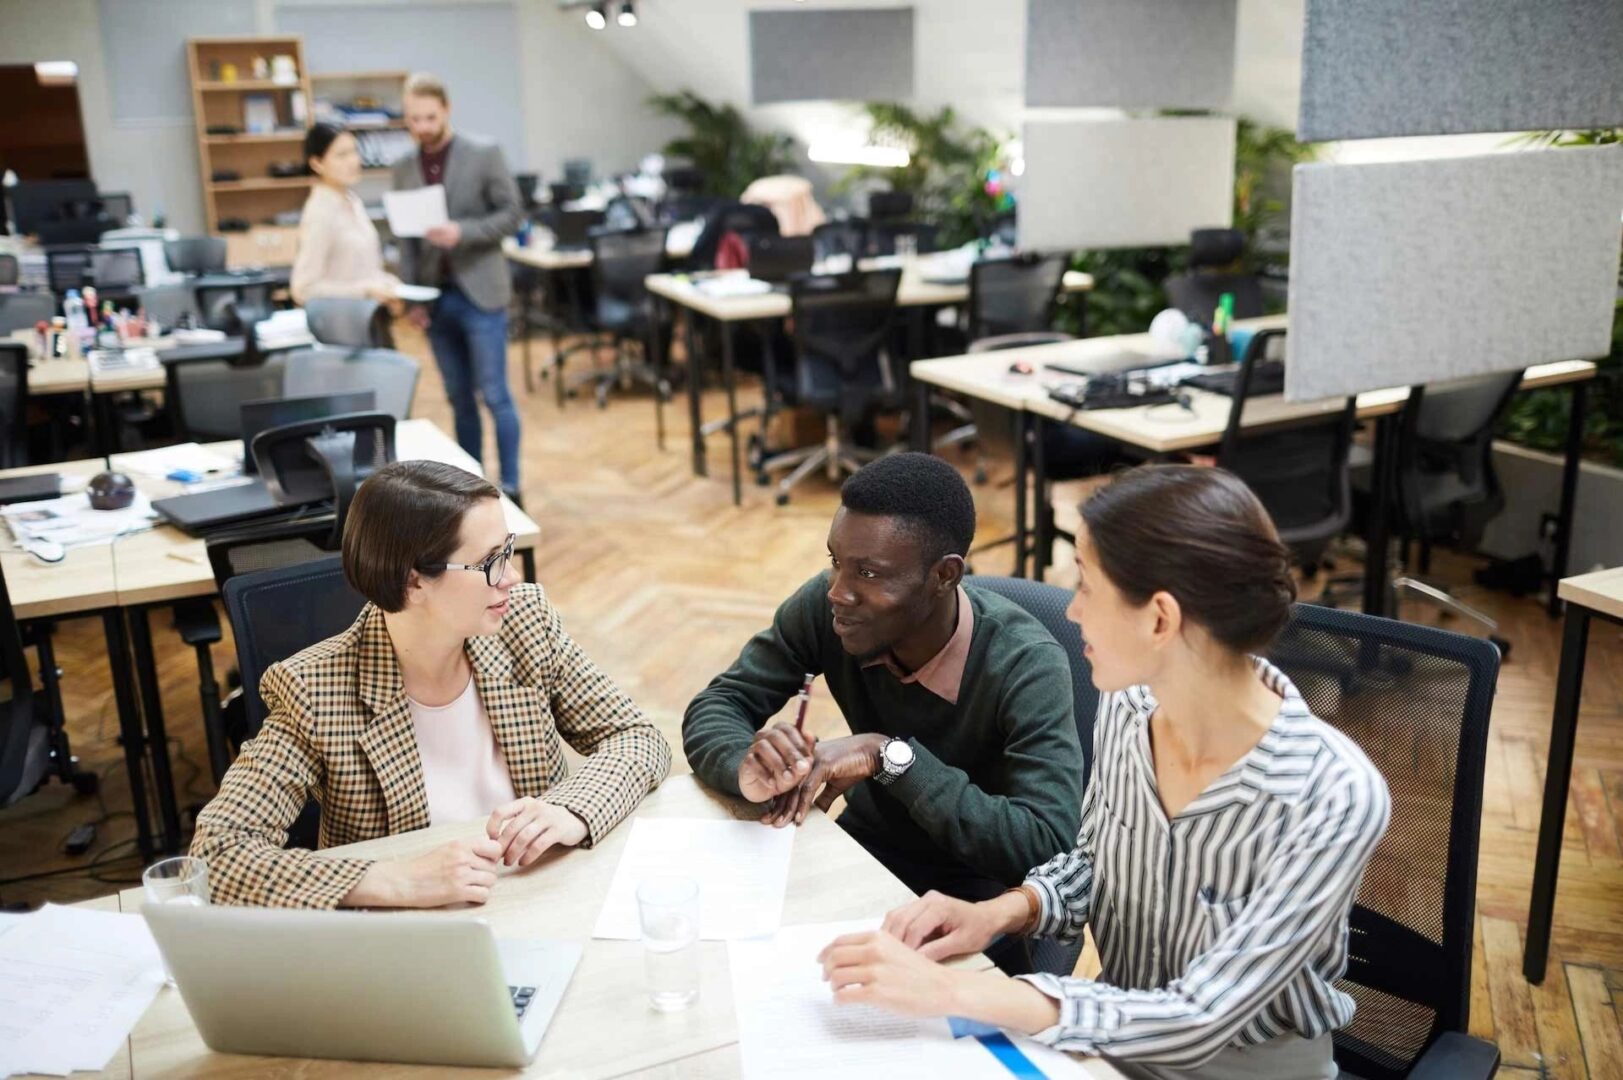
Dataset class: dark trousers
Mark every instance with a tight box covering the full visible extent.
[838,814,1032,975]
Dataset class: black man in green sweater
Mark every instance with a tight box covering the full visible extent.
[683,454,1083,973]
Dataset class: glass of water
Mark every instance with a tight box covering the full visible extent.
[143,857,209,985]
[637,876,699,1012]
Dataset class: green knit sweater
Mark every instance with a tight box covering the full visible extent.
[683,573,1083,885]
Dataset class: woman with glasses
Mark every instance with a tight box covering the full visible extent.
[192,460,671,909]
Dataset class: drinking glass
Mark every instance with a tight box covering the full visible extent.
[637,876,699,1012]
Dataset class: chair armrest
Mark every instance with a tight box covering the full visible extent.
[1405,1031,1499,1080]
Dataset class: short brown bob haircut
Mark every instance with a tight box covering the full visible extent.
[342,460,499,612]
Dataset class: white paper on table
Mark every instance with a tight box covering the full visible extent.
[729,920,1010,1080]
[591,818,794,941]
[1,492,155,550]
[115,442,239,481]
[0,903,164,1074]
[383,184,449,238]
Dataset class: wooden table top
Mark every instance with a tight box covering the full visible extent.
[645,265,1094,324]
[99,775,1116,1078]
[911,316,1598,454]
[0,419,538,613]
[1559,567,1623,622]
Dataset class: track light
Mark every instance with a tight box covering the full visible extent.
[585,4,606,29]
[617,1,637,27]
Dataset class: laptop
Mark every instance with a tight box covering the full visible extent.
[142,903,583,1069]
[150,479,300,535]
[747,233,814,286]
[240,391,376,475]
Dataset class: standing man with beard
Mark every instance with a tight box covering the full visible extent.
[683,453,1083,973]
[392,73,524,497]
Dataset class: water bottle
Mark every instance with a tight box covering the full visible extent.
[63,290,89,333]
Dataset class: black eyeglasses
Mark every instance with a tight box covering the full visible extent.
[429,533,515,587]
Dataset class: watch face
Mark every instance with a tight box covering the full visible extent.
[884,740,913,768]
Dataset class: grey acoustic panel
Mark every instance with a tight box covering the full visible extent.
[1299,0,1623,140]
[1025,0,1236,109]
[98,0,256,122]
[1285,147,1623,403]
[1017,117,1236,251]
[749,8,914,105]
[276,1,525,166]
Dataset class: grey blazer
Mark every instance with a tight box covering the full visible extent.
[391,133,522,311]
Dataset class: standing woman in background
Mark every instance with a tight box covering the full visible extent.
[290,121,403,308]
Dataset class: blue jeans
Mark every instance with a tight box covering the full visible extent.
[427,286,521,489]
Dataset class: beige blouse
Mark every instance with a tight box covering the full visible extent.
[290,183,397,305]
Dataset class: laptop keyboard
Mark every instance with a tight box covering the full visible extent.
[510,985,537,1019]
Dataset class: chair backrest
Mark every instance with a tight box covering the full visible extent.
[282,346,419,420]
[604,195,655,232]
[1218,328,1355,557]
[590,227,668,306]
[44,245,94,298]
[133,282,201,330]
[0,344,28,469]
[0,292,55,336]
[89,247,145,292]
[164,352,288,442]
[194,278,276,333]
[964,574,1098,977]
[968,253,1069,341]
[99,192,133,225]
[867,190,913,221]
[811,219,869,263]
[688,201,780,270]
[787,269,901,416]
[303,297,392,349]
[514,173,540,208]
[0,254,18,287]
[1165,230,1263,323]
[1264,603,1499,1079]
[252,411,396,544]
[0,561,45,807]
[866,220,940,258]
[221,555,367,738]
[1395,372,1523,549]
[164,236,227,275]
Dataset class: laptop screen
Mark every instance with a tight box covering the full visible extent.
[239,391,376,474]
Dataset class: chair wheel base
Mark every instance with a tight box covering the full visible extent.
[71,770,100,796]
[775,493,790,506]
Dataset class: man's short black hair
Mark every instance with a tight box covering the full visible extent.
[840,452,976,566]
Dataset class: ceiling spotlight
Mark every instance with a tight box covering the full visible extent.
[585,4,606,29]
[617,0,637,27]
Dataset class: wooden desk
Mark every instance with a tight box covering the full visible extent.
[645,267,1095,506]
[28,357,92,397]
[1524,566,1623,984]
[102,775,1118,1078]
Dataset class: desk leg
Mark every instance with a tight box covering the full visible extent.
[1361,415,1395,618]
[1549,381,1588,617]
[521,273,535,395]
[102,609,158,860]
[1014,411,1030,579]
[1524,607,1591,983]
[550,270,566,408]
[650,295,667,453]
[127,605,183,854]
[1031,415,1049,583]
[911,377,931,452]
[685,312,707,478]
[722,321,742,506]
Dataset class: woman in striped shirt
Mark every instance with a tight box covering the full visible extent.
[820,465,1390,1078]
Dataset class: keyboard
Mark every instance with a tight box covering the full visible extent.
[510,984,537,1019]
[1182,360,1285,398]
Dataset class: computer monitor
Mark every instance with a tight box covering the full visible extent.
[563,158,592,188]
[238,391,376,474]
[8,179,98,236]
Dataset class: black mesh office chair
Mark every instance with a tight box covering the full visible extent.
[219,555,367,846]
[0,562,97,808]
[89,247,144,304]
[515,173,540,209]
[757,269,902,505]
[1163,228,1265,325]
[0,344,28,469]
[0,254,19,287]
[0,292,56,336]
[1217,329,1356,570]
[163,351,288,442]
[867,190,913,222]
[686,201,780,271]
[303,296,393,350]
[44,245,94,301]
[163,236,227,276]
[195,278,276,334]
[568,227,671,407]
[283,346,420,420]
[252,412,396,551]
[1265,603,1501,1080]
[812,219,869,264]
[967,575,1099,978]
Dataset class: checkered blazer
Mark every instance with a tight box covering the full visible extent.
[191,583,671,907]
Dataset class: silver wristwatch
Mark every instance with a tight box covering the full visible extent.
[875,737,915,786]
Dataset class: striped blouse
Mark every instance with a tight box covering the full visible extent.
[1017,658,1391,1068]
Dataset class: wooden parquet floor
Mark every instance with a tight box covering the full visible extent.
[2,324,1620,1075]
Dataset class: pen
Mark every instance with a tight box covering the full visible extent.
[793,673,814,734]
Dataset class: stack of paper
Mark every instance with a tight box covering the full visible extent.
[253,309,314,351]
[0,905,165,1077]
[2,491,155,550]
[591,818,794,940]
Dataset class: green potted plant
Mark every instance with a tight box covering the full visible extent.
[646,90,795,199]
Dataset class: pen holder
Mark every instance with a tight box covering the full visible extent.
[1202,330,1233,367]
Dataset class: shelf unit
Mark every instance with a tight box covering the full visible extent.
[187,36,314,234]
[311,70,412,177]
